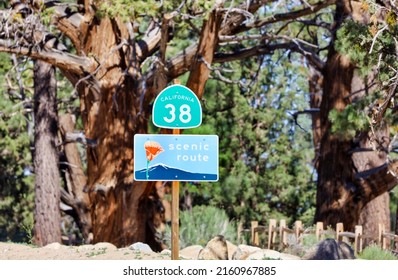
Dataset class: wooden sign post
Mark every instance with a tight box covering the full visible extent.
[170,80,182,260]
[171,128,180,260]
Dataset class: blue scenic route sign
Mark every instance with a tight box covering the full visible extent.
[152,84,202,129]
[134,134,218,181]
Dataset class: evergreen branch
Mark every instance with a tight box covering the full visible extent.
[214,42,325,70]
[369,24,388,54]
[232,0,336,34]
[289,109,320,132]
[209,69,248,87]
[220,33,320,50]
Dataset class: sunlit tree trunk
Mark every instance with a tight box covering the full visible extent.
[71,6,222,248]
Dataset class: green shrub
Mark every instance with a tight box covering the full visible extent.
[358,245,398,260]
[163,205,237,249]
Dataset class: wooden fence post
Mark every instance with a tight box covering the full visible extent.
[268,219,277,249]
[295,220,302,243]
[336,223,344,242]
[238,222,243,244]
[315,222,323,241]
[251,221,259,246]
[279,219,287,250]
[378,223,387,249]
[354,225,363,254]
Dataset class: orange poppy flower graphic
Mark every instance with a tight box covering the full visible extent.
[144,141,164,179]
[145,141,164,161]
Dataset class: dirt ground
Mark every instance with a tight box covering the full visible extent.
[0,241,301,260]
[0,242,175,260]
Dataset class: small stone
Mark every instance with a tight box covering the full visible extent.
[129,242,153,253]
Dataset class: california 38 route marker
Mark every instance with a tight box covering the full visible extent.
[134,82,218,260]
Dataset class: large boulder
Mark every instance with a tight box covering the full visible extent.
[198,235,228,260]
[303,238,355,260]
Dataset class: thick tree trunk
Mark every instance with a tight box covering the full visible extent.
[314,50,358,230]
[77,16,150,248]
[314,0,396,232]
[33,60,61,246]
[73,5,222,248]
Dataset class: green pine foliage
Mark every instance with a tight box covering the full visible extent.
[328,105,369,140]
[0,53,35,242]
[332,8,398,139]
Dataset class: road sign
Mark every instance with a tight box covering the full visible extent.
[152,84,202,129]
[134,134,218,181]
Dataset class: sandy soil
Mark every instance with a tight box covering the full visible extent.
[0,241,301,260]
[0,242,174,260]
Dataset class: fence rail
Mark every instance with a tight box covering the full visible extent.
[238,219,398,255]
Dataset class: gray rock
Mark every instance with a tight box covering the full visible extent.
[303,238,355,260]
[129,242,153,253]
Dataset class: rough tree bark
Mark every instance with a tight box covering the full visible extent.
[33,60,61,246]
[314,0,397,231]
[354,128,391,245]
[72,3,223,249]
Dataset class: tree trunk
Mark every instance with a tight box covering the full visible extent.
[314,0,396,232]
[33,60,61,246]
[314,49,359,230]
[354,127,391,245]
[77,16,151,248]
[62,0,223,248]
[313,3,358,229]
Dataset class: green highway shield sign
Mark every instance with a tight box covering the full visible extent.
[152,85,202,129]
[134,134,218,181]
